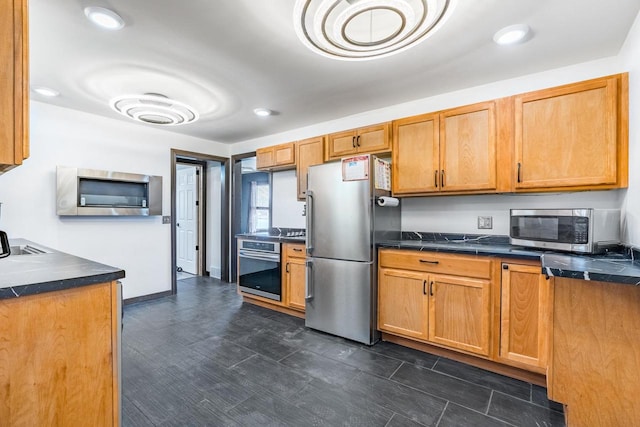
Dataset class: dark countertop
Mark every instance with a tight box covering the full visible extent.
[0,239,125,299]
[378,234,640,286]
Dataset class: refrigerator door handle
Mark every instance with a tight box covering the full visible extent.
[305,260,314,301]
[306,190,314,256]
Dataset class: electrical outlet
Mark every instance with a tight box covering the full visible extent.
[478,216,493,229]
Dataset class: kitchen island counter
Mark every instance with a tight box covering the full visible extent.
[0,238,125,299]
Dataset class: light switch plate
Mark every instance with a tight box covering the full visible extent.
[478,216,493,229]
[162,216,171,224]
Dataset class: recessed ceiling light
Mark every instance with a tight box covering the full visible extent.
[493,24,530,45]
[253,108,272,117]
[84,6,125,30]
[293,0,456,61]
[32,86,60,97]
[110,93,199,126]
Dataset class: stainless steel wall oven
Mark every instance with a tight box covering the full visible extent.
[237,239,281,301]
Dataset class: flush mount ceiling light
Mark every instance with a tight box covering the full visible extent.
[293,0,455,61]
[253,108,273,117]
[110,93,199,126]
[32,86,60,97]
[84,6,125,30]
[493,24,530,45]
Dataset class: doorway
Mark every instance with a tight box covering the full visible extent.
[171,149,230,294]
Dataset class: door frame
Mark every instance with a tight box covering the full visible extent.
[175,161,202,275]
[171,149,230,294]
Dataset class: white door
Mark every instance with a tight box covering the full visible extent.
[176,165,199,274]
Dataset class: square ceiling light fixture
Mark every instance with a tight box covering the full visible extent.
[293,0,455,61]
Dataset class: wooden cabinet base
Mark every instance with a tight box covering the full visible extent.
[549,278,640,426]
[242,295,305,319]
[382,333,546,387]
[0,281,120,426]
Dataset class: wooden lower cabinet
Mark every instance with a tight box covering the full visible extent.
[499,262,551,372]
[378,250,492,358]
[0,281,120,426]
[378,268,429,340]
[429,274,491,356]
[284,243,306,312]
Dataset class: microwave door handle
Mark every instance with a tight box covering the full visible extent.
[306,190,314,256]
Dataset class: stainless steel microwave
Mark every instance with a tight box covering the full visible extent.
[509,209,620,253]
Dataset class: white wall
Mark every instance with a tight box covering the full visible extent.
[0,102,229,299]
[231,43,640,245]
[271,170,305,229]
[619,10,640,245]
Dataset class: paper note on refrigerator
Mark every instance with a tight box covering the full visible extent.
[342,155,369,181]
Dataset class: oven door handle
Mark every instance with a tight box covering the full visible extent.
[238,251,281,262]
[305,260,314,301]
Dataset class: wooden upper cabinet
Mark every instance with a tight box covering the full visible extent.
[392,101,498,196]
[296,136,324,200]
[0,0,29,174]
[428,274,492,357]
[499,262,550,372]
[440,101,497,192]
[514,74,628,191]
[392,113,439,194]
[256,142,295,171]
[326,122,391,160]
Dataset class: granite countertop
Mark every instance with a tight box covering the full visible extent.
[378,232,640,286]
[0,239,125,299]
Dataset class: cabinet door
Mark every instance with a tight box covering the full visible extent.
[440,101,497,192]
[378,268,429,341]
[428,274,491,356]
[256,147,274,169]
[356,123,391,154]
[0,0,28,173]
[500,263,550,370]
[392,113,439,194]
[274,143,295,166]
[287,258,307,311]
[326,130,357,159]
[296,136,324,200]
[515,76,619,190]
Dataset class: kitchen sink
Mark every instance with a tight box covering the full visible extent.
[9,244,52,255]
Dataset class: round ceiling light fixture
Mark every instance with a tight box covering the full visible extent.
[493,24,530,45]
[253,108,273,117]
[32,86,60,97]
[293,0,456,61]
[84,6,125,30]
[110,93,199,126]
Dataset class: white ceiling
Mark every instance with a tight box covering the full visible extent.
[30,0,640,144]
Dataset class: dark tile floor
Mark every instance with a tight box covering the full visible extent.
[122,277,565,427]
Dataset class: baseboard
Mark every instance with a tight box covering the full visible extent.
[124,290,172,306]
[210,266,221,279]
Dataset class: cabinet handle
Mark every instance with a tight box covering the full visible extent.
[429,281,434,296]
[502,264,509,270]
[352,136,356,148]
[286,262,290,273]
[517,162,521,183]
[434,170,439,188]
[293,248,303,252]
[356,135,361,147]
[419,259,439,264]
[441,170,445,187]
[423,280,427,295]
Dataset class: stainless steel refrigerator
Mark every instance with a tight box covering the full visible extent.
[305,156,401,345]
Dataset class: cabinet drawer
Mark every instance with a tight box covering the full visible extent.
[284,244,306,258]
[379,249,492,279]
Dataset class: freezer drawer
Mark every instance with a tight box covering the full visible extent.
[305,257,376,345]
